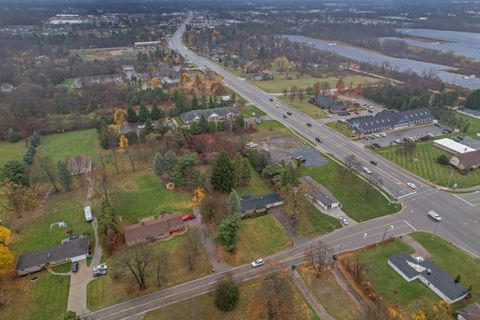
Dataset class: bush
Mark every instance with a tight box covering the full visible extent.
[7,128,22,143]
[437,154,450,165]
[214,279,240,312]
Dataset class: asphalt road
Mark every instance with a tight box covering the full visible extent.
[83,14,480,320]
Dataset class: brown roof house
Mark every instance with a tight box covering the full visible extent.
[450,150,480,172]
[124,213,185,246]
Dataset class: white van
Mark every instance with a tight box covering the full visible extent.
[84,206,93,222]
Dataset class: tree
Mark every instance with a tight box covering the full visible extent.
[227,189,241,214]
[127,105,138,123]
[192,187,206,205]
[172,153,198,188]
[437,154,450,165]
[201,193,227,224]
[162,150,177,172]
[1,160,28,186]
[150,104,162,120]
[211,152,235,192]
[336,78,345,94]
[232,153,244,186]
[304,241,332,278]
[191,94,200,110]
[118,244,152,290]
[183,229,200,271]
[64,311,81,320]
[155,251,168,287]
[38,155,59,192]
[464,89,480,110]
[7,128,21,143]
[153,153,163,176]
[1,182,38,217]
[242,158,251,186]
[57,160,72,191]
[0,226,14,270]
[312,82,320,96]
[214,278,240,312]
[138,103,150,123]
[119,135,129,149]
[215,212,241,253]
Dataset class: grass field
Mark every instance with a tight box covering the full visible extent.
[377,140,480,188]
[235,168,273,197]
[411,232,480,311]
[144,277,318,320]
[251,75,379,93]
[302,160,401,222]
[296,198,341,237]
[0,141,26,167]
[112,173,193,224]
[326,121,356,138]
[298,266,359,319]
[38,129,100,163]
[223,215,291,266]
[278,96,329,119]
[455,113,480,138]
[87,230,212,310]
[240,103,266,118]
[0,271,70,320]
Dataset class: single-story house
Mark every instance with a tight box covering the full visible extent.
[310,96,347,114]
[388,252,469,304]
[434,138,476,155]
[457,108,480,120]
[460,136,480,151]
[124,213,185,246]
[179,107,239,124]
[161,76,180,89]
[16,235,89,276]
[71,74,124,89]
[0,83,14,93]
[300,176,341,210]
[240,192,284,215]
[450,150,480,171]
[67,156,92,175]
[350,108,433,134]
[457,302,480,320]
[119,123,143,135]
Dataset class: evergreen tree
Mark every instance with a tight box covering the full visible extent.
[232,153,244,186]
[57,160,72,191]
[214,279,240,312]
[227,189,241,214]
[201,94,208,109]
[242,158,251,185]
[138,102,150,123]
[162,150,177,172]
[175,91,189,113]
[191,94,200,110]
[208,96,215,108]
[150,104,162,120]
[1,160,28,186]
[199,115,209,133]
[127,105,138,123]
[153,153,163,176]
[211,152,235,192]
[7,128,21,143]
[215,213,241,253]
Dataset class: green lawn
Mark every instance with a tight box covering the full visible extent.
[87,230,212,310]
[254,120,292,137]
[224,214,291,266]
[112,173,193,224]
[144,278,317,320]
[0,141,26,166]
[377,140,480,188]
[296,198,341,237]
[411,232,480,311]
[455,113,480,138]
[326,121,356,138]
[0,272,70,320]
[301,160,401,222]
[240,103,266,118]
[251,75,378,93]
[278,96,328,119]
[38,129,100,163]
[235,168,273,197]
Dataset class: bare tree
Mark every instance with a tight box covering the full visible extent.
[183,230,200,271]
[118,244,152,291]
[155,251,168,287]
[304,240,332,277]
[37,155,60,192]
[91,156,114,205]
[320,81,330,95]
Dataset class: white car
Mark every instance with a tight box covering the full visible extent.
[394,138,401,143]
[93,264,108,272]
[413,256,424,263]
[380,133,386,137]
[338,216,349,225]
[374,133,381,138]
[245,142,258,148]
[362,166,372,174]
[428,210,442,222]
[251,258,265,268]
[407,182,417,189]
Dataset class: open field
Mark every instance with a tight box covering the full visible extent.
[278,96,329,119]
[411,232,480,311]
[38,129,100,163]
[112,173,193,224]
[144,277,318,320]
[0,141,26,167]
[296,198,341,237]
[223,214,291,266]
[298,266,359,319]
[302,160,401,222]
[326,121,356,138]
[240,103,266,118]
[235,168,273,197]
[377,140,480,188]
[455,113,480,138]
[251,75,379,93]
[70,47,133,61]
[87,230,212,310]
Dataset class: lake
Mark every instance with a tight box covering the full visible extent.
[280,34,480,90]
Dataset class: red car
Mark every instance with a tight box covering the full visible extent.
[182,214,195,221]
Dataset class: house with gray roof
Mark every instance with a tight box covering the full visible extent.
[179,107,239,124]
[300,176,341,210]
[388,252,469,303]
[240,192,284,215]
[310,95,347,114]
[457,302,480,320]
[16,235,89,276]
[458,108,480,120]
[350,108,433,134]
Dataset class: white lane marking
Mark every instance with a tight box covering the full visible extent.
[402,219,417,231]
[397,191,417,200]
[453,194,479,207]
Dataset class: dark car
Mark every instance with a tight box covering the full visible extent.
[283,114,287,118]
[373,143,381,148]
[315,137,322,143]
[269,98,274,102]
[287,111,293,116]
[72,261,79,273]
[370,160,378,166]
[296,156,306,163]
[306,123,312,127]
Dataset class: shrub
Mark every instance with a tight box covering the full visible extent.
[214,279,240,312]
[437,154,450,165]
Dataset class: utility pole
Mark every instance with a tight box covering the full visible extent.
[382,225,394,242]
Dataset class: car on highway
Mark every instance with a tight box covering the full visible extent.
[306,123,312,127]
[251,258,265,268]
[287,111,293,116]
[370,160,378,166]
[338,216,349,225]
[182,214,196,221]
[354,111,359,115]
[93,264,108,272]
[428,210,442,222]
[269,98,274,102]
[362,166,372,174]
[315,137,322,143]
[406,182,417,189]
[283,114,287,118]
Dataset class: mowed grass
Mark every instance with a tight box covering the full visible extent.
[240,103,266,118]
[223,215,291,266]
[278,96,328,119]
[298,266,359,319]
[377,140,480,188]
[112,173,193,224]
[302,160,401,222]
[38,129,100,163]
[296,198,341,237]
[0,141,26,166]
[144,277,317,320]
[0,272,70,320]
[235,168,273,197]
[253,119,292,138]
[251,75,378,93]
[326,121,356,138]
[411,232,480,311]
[455,113,480,138]
[87,230,212,310]
[346,238,438,316]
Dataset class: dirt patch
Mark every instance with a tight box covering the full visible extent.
[256,136,303,163]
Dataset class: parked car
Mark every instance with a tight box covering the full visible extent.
[394,138,401,143]
[182,214,195,221]
[72,262,79,273]
[296,156,307,163]
[368,109,373,113]
[315,137,322,143]
[428,210,442,222]
[413,256,424,263]
[338,216,349,225]
[373,143,381,148]
[380,133,386,137]
[251,258,265,268]
[370,160,378,166]
[245,142,258,148]
[406,182,417,189]
[93,264,108,272]
[354,111,359,115]
[93,269,107,277]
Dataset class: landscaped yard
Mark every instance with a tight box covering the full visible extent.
[278,96,329,119]
[0,141,26,166]
[87,230,212,310]
[235,168,273,197]
[144,277,318,320]
[112,173,193,224]
[251,75,379,93]
[38,129,100,163]
[295,198,341,237]
[377,140,480,188]
[223,214,291,266]
[302,160,401,222]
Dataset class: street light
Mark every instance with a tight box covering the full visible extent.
[382,225,394,242]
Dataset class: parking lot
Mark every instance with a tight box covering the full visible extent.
[287,147,328,167]
[360,123,445,147]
